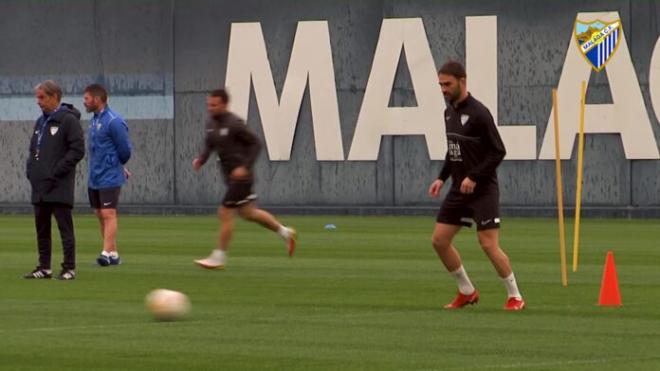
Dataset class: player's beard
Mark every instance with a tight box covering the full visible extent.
[85,103,98,113]
[444,87,461,106]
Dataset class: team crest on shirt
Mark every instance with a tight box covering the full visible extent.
[574,18,622,72]
[219,128,229,136]
[50,127,59,136]
[460,114,470,125]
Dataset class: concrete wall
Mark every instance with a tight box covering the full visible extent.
[1,0,659,215]
[0,0,174,206]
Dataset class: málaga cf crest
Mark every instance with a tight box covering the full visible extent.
[574,19,622,72]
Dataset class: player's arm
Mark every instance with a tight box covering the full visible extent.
[467,110,506,182]
[192,122,213,171]
[429,152,451,197]
[438,151,452,182]
[227,120,261,180]
[108,118,132,165]
[235,120,262,171]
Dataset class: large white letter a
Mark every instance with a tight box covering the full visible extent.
[348,18,445,161]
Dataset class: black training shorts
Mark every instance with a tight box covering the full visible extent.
[436,189,501,230]
[222,180,257,208]
[88,187,121,209]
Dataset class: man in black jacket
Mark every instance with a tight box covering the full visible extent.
[24,80,85,280]
[428,62,525,311]
[192,89,296,269]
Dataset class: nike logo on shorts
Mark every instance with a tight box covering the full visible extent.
[481,218,501,225]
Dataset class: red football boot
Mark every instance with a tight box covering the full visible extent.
[504,297,526,311]
[286,228,297,257]
[443,290,480,309]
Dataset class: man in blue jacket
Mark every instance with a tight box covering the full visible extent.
[83,84,132,267]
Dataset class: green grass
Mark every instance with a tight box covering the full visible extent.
[1,215,660,370]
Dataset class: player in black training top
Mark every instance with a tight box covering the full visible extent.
[192,89,297,269]
[428,61,525,311]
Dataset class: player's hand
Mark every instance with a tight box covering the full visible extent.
[230,166,250,180]
[124,168,132,180]
[460,177,476,194]
[428,179,444,198]
[192,158,203,171]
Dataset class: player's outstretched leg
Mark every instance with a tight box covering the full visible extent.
[432,223,479,309]
[195,206,234,269]
[477,229,525,310]
[238,203,297,257]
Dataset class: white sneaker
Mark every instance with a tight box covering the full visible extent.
[194,250,225,269]
[194,257,225,270]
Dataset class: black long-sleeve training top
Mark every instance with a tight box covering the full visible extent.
[437,93,506,192]
[198,112,261,181]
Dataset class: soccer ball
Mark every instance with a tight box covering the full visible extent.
[145,289,191,321]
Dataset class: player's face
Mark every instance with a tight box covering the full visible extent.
[35,89,59,113]
[206,96,227,116]
[438,74,465,104]
[83,92,101,113]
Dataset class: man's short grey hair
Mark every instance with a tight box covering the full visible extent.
[35,80,62,101]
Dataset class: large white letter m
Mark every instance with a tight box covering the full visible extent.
[225,21,344,161]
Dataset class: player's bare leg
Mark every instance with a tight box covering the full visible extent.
[94,209,105,239]
[432,223,479,308]
[432,223,463,271]
[194,206,234,269]
[237,203,279,231]
[238,203,297,256]
[95,208,121,266]
[477,228,525,310]
[99,208,118,254]
[218,206,234,253]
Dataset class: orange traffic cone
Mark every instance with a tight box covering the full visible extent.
[598,251,622,306]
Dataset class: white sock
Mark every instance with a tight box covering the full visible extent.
[109,251,119,258]
[210,249,226,264]
[449,265,476,295]
[277,225,291,240]
[101,250,112,257]
[501,272,522,299]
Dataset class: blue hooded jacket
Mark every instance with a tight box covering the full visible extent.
[88,106,132,189]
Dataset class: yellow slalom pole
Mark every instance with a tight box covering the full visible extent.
[552,89,568,286]
[572,81,587,272]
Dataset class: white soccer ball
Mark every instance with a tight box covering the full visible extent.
[145,289,191,321]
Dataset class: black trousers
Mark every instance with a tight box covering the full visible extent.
[33,203,76,270]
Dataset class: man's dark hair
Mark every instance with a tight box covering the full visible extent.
[438,60,467,79]
[84,83,108,103]
[209,88,230,104]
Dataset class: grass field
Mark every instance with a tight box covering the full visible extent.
[1,215,659,370]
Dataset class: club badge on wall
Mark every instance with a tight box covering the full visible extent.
[574,18,622,72]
